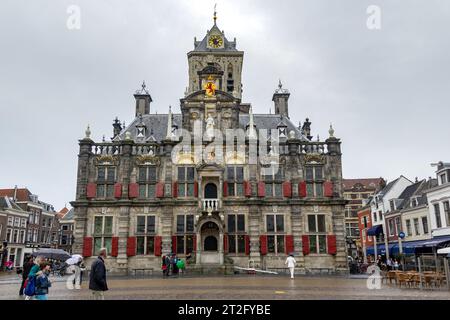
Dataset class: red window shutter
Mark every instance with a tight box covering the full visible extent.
[298,181,307,198]
[223,234,229,253]
[302,235,310,255]
[172,182,178,198]
[283,181,292,198]
[327,235,337,255]
[156,182,164,198]
[154,236,162,256]
[257,181,266,197]
[223,182,228,197]
[194,181,199,198]
[86,183,96,199]
[193,235,197,252]
[126,236,136,257]
[114,183,122,199]
[111,237,119,257]
[260,235,268,255]
[285,235,294,255]
[244,181,252,197]
[128,183,139,199]
[172,235,177,253]
[245,235,250,255]
[324,181,333,197]
[82,237,93,257]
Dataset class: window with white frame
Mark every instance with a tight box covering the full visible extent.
[20,218,26,228]
[345,222,359,237]
[422,217,429,234]
[138,166,157,199]
[434,204,442,228]
[305,166,324,197]
[413,218,420,235]
[19,230,25,244]
[440,173,447,185]
[96,166,116,198]
[34,212,40,224]
[7,216,13,226]
[395,217,401,236]
[308,214,327,254]
[177,167,195,197]
[175,215,195,255]
[444,201,450,226]
[373,212,377,222]
[406,219,412,236]
[13,230,18,243]
[263,167,284,198]
[33,229,38,242]
[14,217,20,227]
[227,166,244,197]
[227,214,246,254]
[93,216,113,256]
[136,215,156,255]
[6,228,12,242]
[388,219,395,236]
[266,214,285,254]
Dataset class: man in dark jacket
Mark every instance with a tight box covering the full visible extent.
[19,256,34,296]
[89,248,108,300]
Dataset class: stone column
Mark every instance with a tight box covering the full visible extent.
[161,206,173,255]
[291,205,306,274]
[248,205,261,268]
[332,204,348,273]
[73,206,88,255]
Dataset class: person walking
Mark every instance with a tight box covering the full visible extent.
[19,256,34,296]
[89,248,108,300]
[285,254,297,279]
[24,255,45,300]
[35,262,52,300]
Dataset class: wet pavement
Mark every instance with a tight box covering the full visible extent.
[1,273,450,300]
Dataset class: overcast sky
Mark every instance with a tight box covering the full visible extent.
[1,0,449,210]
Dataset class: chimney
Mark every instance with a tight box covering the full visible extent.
[134,81,152,117]
[13,185,17,201]
[112,117,122,140]
[272,80,290,119]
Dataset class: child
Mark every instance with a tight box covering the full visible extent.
[35,262,52,300]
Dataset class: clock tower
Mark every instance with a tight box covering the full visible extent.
[186,9,244,100]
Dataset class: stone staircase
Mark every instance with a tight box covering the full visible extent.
[187,263,235,275]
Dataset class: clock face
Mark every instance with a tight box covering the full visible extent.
[208,35,223,48]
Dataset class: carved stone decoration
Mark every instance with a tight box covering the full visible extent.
[135,154,160,166]
[94,155,119,166]
[304,153,326,165]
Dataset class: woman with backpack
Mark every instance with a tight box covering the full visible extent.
[24,255,45,300]
[35,262,52,300]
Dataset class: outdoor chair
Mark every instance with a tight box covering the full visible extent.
[387,271,398,285]
[396,272,413,288]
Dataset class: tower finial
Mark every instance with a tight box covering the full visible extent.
[278,79,282,89]
[213,3,217,24]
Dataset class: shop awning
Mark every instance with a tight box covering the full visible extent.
[367,225,383,236]
[366,243,396,256]
[419,235,450,248]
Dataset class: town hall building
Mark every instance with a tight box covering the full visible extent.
[71,13,348,274]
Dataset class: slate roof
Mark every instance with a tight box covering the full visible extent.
[60,208,74,221]
[192,23,238,52]
[118,113,306,142]
[395,181,424,210]
[0,196,26,211]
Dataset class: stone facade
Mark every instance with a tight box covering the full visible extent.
[71,16,348,275]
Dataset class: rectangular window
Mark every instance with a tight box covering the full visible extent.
[227,166,244,197]
[138,166,157,199]
[178,167,195,197]
[304,166,324,197]
[373,212,377,222]
[435,204,442,228]
[308,214,328,254]
[413,218,420,235]
[136,215,156,255]
[227,214,246,254]
[406,219,412,236]
[444,201,450,226]
[96,166,116,198]
[93,216,113,256]
[263,167,283,198]
[422,217,429,234]
[395,217,401,236]
[267,235,285,254]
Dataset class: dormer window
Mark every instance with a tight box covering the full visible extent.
[440,173,447,185]
[389,199,396,211]
[411,197,419,208]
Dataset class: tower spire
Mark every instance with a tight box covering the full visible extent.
[213,3,217,24]
[166,105,173,140]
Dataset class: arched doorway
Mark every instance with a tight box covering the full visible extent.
[204,236,218,251]
[201,221,219,252]
[204,183,218,199]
